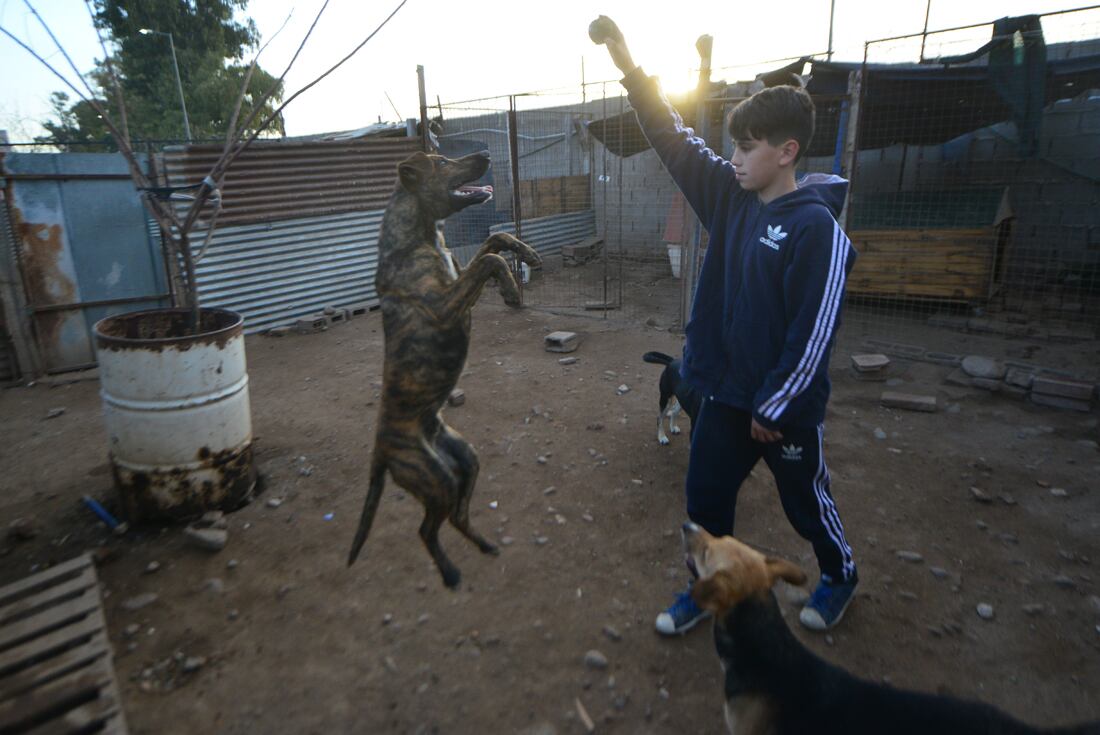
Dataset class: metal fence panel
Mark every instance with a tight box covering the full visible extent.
[192,209,384,334]
[1,153,167,373]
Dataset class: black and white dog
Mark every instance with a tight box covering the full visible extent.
[642,351,703,445]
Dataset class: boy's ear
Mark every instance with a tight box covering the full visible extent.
[398,152,432,192]
[778,138,800,167]
[764,556,807,587]
[691,571,742,613]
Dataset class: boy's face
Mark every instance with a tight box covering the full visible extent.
[730,136,798,192]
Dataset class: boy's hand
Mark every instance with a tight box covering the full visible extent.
[751,419,783,443]
[589,16,637,76]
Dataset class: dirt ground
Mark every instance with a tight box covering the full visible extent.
[3,301,1100,734]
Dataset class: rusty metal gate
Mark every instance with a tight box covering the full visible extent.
[1,152,169,374]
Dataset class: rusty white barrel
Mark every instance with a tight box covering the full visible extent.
[93,308,257,521]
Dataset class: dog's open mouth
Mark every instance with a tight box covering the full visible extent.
[452,184,493,205]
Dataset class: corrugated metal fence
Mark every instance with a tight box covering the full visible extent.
[163,138,417,334]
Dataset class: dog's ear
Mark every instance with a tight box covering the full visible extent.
[398,152,432,192]
[691,571,741,614]
[764,557,807,587]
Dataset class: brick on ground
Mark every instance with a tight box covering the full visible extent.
[1031,376,1094,402]
[881,391,937,413]
[544,331,579,353]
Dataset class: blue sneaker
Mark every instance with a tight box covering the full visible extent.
[655,585,710,636]
[800,575,859,631]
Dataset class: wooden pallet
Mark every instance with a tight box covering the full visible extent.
[0,554,128,734]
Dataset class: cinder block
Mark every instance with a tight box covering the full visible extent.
[1031,376,1095,401]
[348,304,371,317]
[881,391,938,413]
[545,331,579,353]
[328,308,352,325]
[1005,368,1035,389]
[296,315,331,334]
[851,353,890,372]
[1030,392,1091,412]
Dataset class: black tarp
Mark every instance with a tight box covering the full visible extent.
[586,16,1100,158]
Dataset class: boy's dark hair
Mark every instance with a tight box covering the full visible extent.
[727,83,815,163]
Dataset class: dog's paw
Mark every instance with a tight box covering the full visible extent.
[520,248,543,268]
[671,426,682,435]
[442,568,462,589]
[502,291,522,308]
[658,435,670,446]
[480,542,500,556]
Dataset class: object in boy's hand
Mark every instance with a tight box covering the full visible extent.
[588,15,622,45]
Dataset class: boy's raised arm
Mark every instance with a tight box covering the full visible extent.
[590,16,738,226]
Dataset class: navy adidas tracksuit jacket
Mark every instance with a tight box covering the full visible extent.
[623,68,858,582]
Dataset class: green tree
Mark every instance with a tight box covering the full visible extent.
[37,0,283,150]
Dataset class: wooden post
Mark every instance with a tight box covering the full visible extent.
[417,65,430,152]
[839,69,862,230]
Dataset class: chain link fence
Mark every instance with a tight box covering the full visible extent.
[845,6,1100,375]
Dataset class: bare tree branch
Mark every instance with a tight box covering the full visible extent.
[23,0,97,101]
[0,22,154,200]
[222,9,293,159]
[85,0,130,145]
[223,0,331,160]
[212,0,410,190]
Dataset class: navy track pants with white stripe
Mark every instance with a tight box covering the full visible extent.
[685,397,857,583]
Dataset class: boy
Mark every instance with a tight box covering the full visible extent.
[592,17,859,633]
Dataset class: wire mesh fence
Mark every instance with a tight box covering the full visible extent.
[845,6,1100,372]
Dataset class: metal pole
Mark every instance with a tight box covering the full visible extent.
[920,0,932,61]
[166,33,191,142]
[617,93,624,314]
[828,0,837,61]
[601,84,608,316]
[683,35,713,330]
[417,65,430,151]
[507,96,524,299]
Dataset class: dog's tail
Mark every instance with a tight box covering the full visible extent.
[642,351,675,366]
[347,453,387,567]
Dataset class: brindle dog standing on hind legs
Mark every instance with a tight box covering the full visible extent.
[347,150,542,588]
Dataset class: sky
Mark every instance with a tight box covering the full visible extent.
[0,0,1092,142]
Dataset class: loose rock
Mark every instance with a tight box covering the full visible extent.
[969,487,993,504]
[185,526,228,552]
[896,550,924,563]
[1050,487,1069,498]
[1053,574,1077,589]
[182,656,206,674]
[1022,603,1045,616]
[584,649,609,670]
[122,593,158,612]
[266,498,284,509]
[961,356,1006,380]
[7,518,38,541]
[873,428,887,440]
[603,625,622,642]
[976,603,995,620]
[144,561,161,575]
[929,567,949,580]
